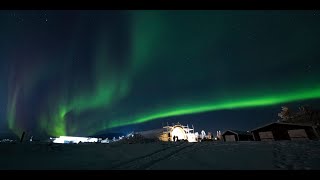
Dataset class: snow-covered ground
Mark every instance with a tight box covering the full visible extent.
[0,141,320,170]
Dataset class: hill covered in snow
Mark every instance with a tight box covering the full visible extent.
[1,141,320,170]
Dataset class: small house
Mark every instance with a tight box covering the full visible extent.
[222,130,254,142]
[251,122,319,141]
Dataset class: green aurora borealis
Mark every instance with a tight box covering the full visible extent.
[1,10,320,137]
[107,85,320,129]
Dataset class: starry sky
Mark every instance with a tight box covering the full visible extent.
[1,10,320,137]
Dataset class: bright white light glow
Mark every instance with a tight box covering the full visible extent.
[53,136,98,144]
[171,127,187,141]
[187,133,197,142]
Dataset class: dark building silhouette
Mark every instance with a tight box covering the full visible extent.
[251,122,319,141]
[222,130,254,142]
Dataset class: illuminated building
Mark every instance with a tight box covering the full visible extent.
[159,122,198,142]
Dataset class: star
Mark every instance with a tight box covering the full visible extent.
[306,65,312,72]
[186,57,193,63]
[18,18,24,23]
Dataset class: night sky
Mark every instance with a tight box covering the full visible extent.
[1,10,320,137]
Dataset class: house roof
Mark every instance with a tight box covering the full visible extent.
[222,130,251,136]
[250,121,314,132]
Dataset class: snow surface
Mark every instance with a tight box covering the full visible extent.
[0,141,320,170]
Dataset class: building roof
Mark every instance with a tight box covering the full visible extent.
[222,130,251,136]
[251,121,314,132]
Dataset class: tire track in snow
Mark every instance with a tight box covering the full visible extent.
[111,142,195,170]
[110,142,183,169]
[142,143,196,170]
